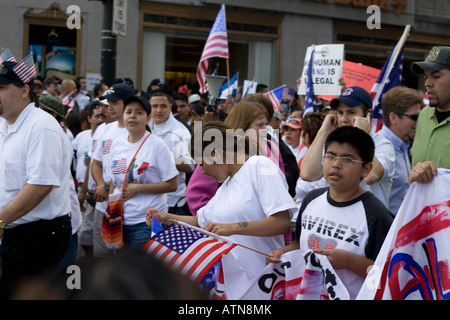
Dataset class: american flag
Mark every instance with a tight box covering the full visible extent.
[12,52,36,84]
[264,85,285,111]
[143,223,236,284]
[111,158,128,175]
[370,25,410,132]
[102,139,113,155]
[0,48,16,63]
[303,47,317,117]
[62,92,76,114]
[197,4,229,94]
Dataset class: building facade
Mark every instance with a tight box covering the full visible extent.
[1,0,449,92]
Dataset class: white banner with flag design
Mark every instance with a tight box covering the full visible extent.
[223,249,349,300]
[357,169,450,300]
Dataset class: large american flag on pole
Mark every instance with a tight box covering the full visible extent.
[370,25,410,132]
[12,52,36,84]
[264,85,285,111]
[143,222,236,284]
[197,4,229,94]
[303,46,317,117]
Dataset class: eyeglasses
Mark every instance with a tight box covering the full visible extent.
[323,153,365,165]
[397,113,419,121]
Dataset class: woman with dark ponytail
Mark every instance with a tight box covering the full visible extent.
[146,121,297,290]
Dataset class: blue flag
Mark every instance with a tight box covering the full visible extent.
[151,215,163,237]
[220,72,238,98]
[303,47,317,117]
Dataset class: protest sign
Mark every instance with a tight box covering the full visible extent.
[319,60,381,101]
[298,44,344,96]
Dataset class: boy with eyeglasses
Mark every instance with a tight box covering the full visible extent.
[267,126,394,299]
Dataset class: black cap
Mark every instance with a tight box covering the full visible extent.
[411,46,450,75]
[330,86,372,110]
[100,83,135,102]
[0,61,26,85]
[124,95,151,115]
[150,78,164,87]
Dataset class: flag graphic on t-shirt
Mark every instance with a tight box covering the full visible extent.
[102,139,113,155]
[111,158,128,175]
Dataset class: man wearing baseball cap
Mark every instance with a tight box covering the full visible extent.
[301,86,395,208]
[0,52,72,298]
[409,46,450,184]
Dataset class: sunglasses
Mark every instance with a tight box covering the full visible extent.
[288,119,301,125]
[397,113,419,121]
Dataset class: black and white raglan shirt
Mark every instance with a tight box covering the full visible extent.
[294,187,394,299]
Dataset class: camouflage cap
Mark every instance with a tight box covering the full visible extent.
[411,46,450,75]
[39,94,66,118]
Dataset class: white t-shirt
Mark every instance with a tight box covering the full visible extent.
[87,122,107,191]
[149,114,195,207]
[0,104,71,228]
[295,188,393,299]
[92,121,128,212]
[106,133,179,225]
[72,129,93,184]
[282,136,307,164]
[197,156,297,282]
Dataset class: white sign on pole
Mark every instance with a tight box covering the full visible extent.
[298,44,344,96]
[112,0,127,37]
[85,71,102,92]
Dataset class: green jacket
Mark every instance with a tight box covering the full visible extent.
[411,106,450,168]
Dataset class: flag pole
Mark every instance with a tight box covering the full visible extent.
[226,58,231,93]
[169,219,271,257]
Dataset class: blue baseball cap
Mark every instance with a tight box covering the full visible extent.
[100,83,135,102]
[330,86,372,110]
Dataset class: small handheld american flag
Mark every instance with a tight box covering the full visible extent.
[0,48,17,64]
[12,52,36,84]
[143,221,236,284]
[264,85,286,111]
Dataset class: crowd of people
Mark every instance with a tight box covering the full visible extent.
[0,45,449,300]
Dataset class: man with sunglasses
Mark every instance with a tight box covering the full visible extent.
[378,87,423,214]
[409,46,450,184]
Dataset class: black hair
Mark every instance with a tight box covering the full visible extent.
[324,126,374,164]
[13,81,39,107]
[88,100,101,117]
[190,121,263,164]
[173,93,188,103]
